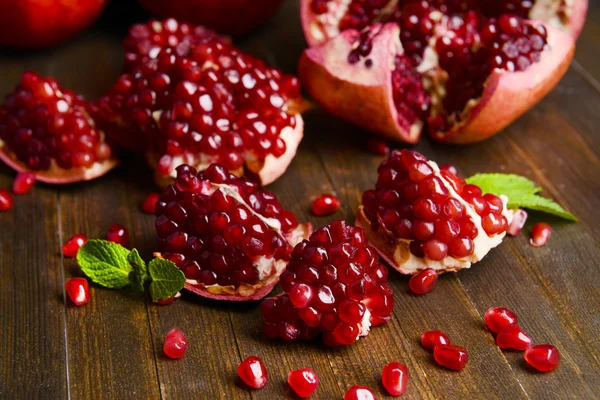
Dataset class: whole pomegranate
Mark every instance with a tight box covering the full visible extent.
[0,0,107,49]
[137,0,285,37]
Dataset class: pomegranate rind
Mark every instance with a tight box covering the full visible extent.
[568,0,588,39]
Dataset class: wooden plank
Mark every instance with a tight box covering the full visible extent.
[573,7,600,86]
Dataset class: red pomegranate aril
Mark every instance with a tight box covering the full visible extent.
[484,307,518,333]
[0,189,14,212]
[381,361,409,396]
[163,328,188,359]
[13,172,36,195]
[524,344,560,372]
[288,368,319,398]
[142,192,160,214]
[62,233,88,257]
[433,344,469,371]
[156,291,182,305]
[496,325,533,350]
[530,222,552,247]
[507,209,528,236]
[64,277,90,306]
[312,194,341,216]
[421,330,451,350]
[367,137,390,156]
[422,240,448,261]
[238,356,268,389]
[344,385,376,400]
[106,224,129,246]
[409,269,438,295]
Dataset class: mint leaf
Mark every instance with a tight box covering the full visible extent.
[466,173,541,200]
[148,258,186,302]
[509,194,578,222]
[127,249,148,293]
[77,240,132,289]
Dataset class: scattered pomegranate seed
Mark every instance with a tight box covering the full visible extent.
[64,277,90,306]
[142,192,160,214]
[433,344,469,371]
[238,356,268,389]
[0,189,14,212]
[421,330,450,350]
[530,222,552,247]
[507,209,528,236]
[311,194,341,216]
[367,138,390,156]
[287,368,319,398]
[408,269,438,295]
[106,223,129,246]
[344,385,376,400]
[381,361,408,396]
[12,172,36,195]
[163,328,188,359]
[484,307,518,333]
[524,344,560,372]
[155,292,182,305]
[62,233,88,257]
[496,326,533,350]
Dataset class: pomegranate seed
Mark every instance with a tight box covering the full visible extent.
[155,291,182,305]
[421,330,450,350]
[344,385,376,400]
[367,138,390,156]
[287,368,319,398]
[12,172,36,195]
[311,194,341,216]
[238,356,268,389]
[62,233,88,257]
[484,307,518,333]
[433,344,469,370]
[507,209,528,236]
[163,328,188,359]
[409,269,438,295]
[142,192,160,214]
[381,361,408,396]
[530,222,551,247]
[496,326,533,350]
[0,189,14,211]
[524,344,560,372]
[106,224,129,246]
[64,277,90,306]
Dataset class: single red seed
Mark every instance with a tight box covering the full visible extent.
[530,222,551,247]
[496,325,533,350]
[0,189,14,211]
[238,356,268,389]
[507,209,528,236]
[367,138,390,156]
[409,269,438,295]
[344,385,376,400]
[13,172,36,195]
[311,194,341,216]
[65,277,90,306]
[287,368,319,398]
[163,328,188,359]
[524,344,560,372]
[484,307,518,333]
[106,223,129,246]
[433,344,469,371]
[381,361,409,396]
[155,291,182,305]
[62,233,88,257]
[421,330,450,350]
[142,192,160,214]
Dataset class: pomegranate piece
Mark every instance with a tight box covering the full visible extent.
[367,138,390,156]
[507,209,528,236]
[260,220,394,346]
[0,71,117,184]
[356,150,514,275]
[0,189,14,212]
[163,328,188,359]
[524,344,560,372]
[12,172,36,195]
[155,291,182,305]
[530,222,552,247]
[106,224,129,246]
[484,307,518,333]
[409,269,438,295]
[433,344,469,371]
[421,330,450,350]
[238,356,268,389]
[62,234,88,257]
[64,277,90,306]
[142,192,161,214]
[344,385,376,400]
[496,326,533,351]
[155,164,311,301]
[381,361,408,396]
[311,194,341,216]
[287,368,319,398]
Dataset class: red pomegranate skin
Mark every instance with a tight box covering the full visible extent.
[0,0,107,49]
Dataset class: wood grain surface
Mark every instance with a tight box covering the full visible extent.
[0,1,599,399]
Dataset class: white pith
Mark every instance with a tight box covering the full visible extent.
[357,307,372,339]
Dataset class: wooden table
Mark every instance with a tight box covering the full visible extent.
[1,1,599,398]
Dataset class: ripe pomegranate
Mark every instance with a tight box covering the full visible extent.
[62,233,88,257]
[13,172,36,195]
[433,344,469,370]
[154,163,311,301]
[524,344,560,372]
[421,330,450,350]
[106,224,129,246]
[95,19,306,187]
[507,209,528,236]
[64,277,90,306]
[142,192,161,214]
[311,194,341,216]
[288,368,319,398]
[137,0,285,37]
[260,220,394,346]
[0,189,14,212]
[299,1,583,144]
[496,325,533,350]
[484,307,518,333]
[0,0,107,49]
[238,356,268,389]
[163,328,188,359]
[0,72,117,184]
[381,361,409,396]
[409,268,438,294]
[530,222,552,247]
[344,385,376,400]
[356,150,513,275]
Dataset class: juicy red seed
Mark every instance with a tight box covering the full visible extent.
[155,291,181,305]
[524,344,560,372]
[142,192,160,214]
[64,277,90,306]
[289,283,314,308]
[13,172,36,195]
[312,194,341,216]
[496,325,533,350]
[423,239,448,261]
[367,138,390,156]
[106,224,129,246]
[62,233,88,257]
[238,356,268,389]
[421,330,450,350]
[344,385,376,400]
[439,164,458,176]
[409,269,438,295]
[482,212,508,235]
[0,189,14,211]
[484,307,518,333]
[530,222,552,247]
[381,362,409,396]
[448,237,474,258]
[434,344,469,370]
[287,368,319,398]
[163,328,188,359]
[507,209,528,236]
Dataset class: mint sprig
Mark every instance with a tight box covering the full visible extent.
[148,259,187,302]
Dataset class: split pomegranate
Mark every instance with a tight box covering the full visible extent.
[311,194,341,216]
[0,71,117,184]
[356,150,513,275]
[421,330,450,350]
[484,307,518,333]
[433,344,469,371]
[238,356,268,389]
[64,277,90,306]
[344,385,376,400]
[154,163,311,301]
[163,328,188,359]
[13,172,36,195]
[367,138,390,156]
[106,224,129,246]
[507,209,528,236]
[260,220,394,346]
[0,189,14,212]
[381,361,409,396]
[155,291,182,305]
[496,325,533,350]
[288,368,319,398]
[530,222,552,247]
[95,20,307,187]
[524,344,560,372]
[62,233,88,257]
[299,0,582,144]
[142,192,161,214]
[409,269,438,294]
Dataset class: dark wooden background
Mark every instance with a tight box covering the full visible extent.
[1,0,599,399]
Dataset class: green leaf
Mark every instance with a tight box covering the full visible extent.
[127,249,148,293]
[509,194,578,222]
[148,258,186,302]
[466,173,541,199]
[76,240,132,289]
